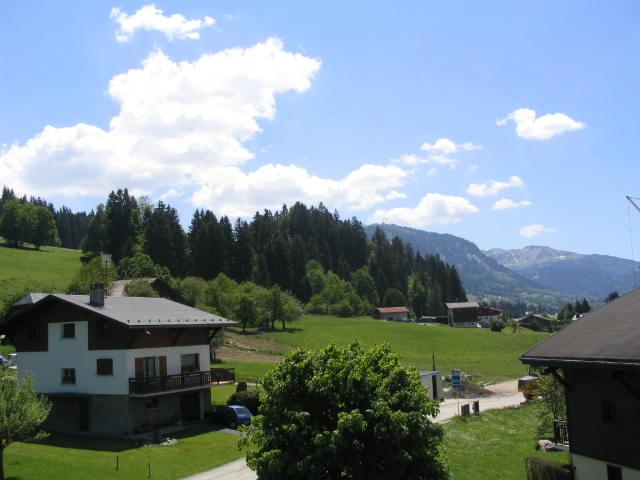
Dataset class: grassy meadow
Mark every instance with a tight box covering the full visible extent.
[0,240,82,311]
[221,315,549,384]
[445,404,568,480]
[4,429,243,480]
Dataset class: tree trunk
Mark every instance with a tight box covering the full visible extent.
[0,445,5,480]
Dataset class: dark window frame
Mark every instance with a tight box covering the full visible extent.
[607,464,622,480]
[62,323,75,339]
[61,368,76,385]
[180,353,200,373]
[96,358,113,376]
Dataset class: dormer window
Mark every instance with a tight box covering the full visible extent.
[62,323,75,339]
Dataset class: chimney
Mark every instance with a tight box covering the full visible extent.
[89,284,106,307]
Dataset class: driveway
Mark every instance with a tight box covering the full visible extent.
[184,380,525,479]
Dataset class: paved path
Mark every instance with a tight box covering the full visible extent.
[184,380,525,479]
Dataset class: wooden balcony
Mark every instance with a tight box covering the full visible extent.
[129,368,236,395]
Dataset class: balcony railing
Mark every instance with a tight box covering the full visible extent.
[129,370,213,395]
[553,419,569,446]
[129,368,237,395]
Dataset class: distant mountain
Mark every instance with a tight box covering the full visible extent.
[365,224,566,306]
[485,245,636,300]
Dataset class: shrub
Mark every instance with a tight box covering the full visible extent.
[123,279,159,297]
[525,457,572,480]
[490,319,505,332]
[228,390,260,415]
[236,382,248,393]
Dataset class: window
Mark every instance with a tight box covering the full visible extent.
[144,357,156,377]
[607,464,623,480]
[145,397,159,410]
[62,323,75,339]
[96,358,113,375]
[602,400,617,424]
[181,353,199,373]
[61,368,76,384]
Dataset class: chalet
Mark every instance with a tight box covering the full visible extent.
[446,302,480,328]
[374,307,410,322]
[517,313,556,332]
[478,306,503,327]
[0,286,235,435]
[521,289,640,480]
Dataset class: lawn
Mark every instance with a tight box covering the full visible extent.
[0,241,82,311]
[444,405,569,480]
[4,429,243,480]
[224,315,549,384]
[211,383,259,406]
[213,358,276,384]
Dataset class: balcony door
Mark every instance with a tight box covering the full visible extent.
[135,356,167,378]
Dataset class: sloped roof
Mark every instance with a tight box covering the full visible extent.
[521,288,640,368]
[12,292,49,307]
[3,293,235,329]
[376,307,410,314]
[445,302,479,309]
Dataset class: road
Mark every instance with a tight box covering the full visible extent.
[183,380,524,479]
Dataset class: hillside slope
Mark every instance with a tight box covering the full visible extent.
[0,242,82,311]
[365,224,565,305]
[486,245,636,299]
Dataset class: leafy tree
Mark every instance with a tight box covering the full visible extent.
[209,329,225,363]
[533,374,566,439]
[350,266,379,307]
[178,277,208,306]
[268,286,284,330]
[382,288,407,307]
[280,292,303,329]
[117,252,168,279]
[235,294,257,334]
[123,279,159,297]
[67,256,117,294]
[241,343,448,480]
[0,200,24,246]
[408,273,428,318]
[605,291,619,303]
[0,377,52,480]
[26,205,56,250]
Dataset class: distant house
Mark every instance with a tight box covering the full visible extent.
[446,302,480,327]
[478,306,503,327]
[375,307,410,322]
[521,289,640,479]
[0,286,235,435]
[517,313,556,332]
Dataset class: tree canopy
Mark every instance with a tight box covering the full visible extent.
[242,343,449,480]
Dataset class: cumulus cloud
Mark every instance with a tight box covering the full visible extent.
[0,38,321,198]
[492,198,532,210]
[520,223,556,238]
[370,193,479,228]
[192,163,409,217]
[467,176,524,197]
[392,137,480,170]
[111,4,215,42]
[497,108,585,140]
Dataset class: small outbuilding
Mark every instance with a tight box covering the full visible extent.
[419,370,444,401]
[446,302,480,328]
[374,306,410,322]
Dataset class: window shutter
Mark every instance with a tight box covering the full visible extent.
[159,356,167,376]
[135,358,144,378]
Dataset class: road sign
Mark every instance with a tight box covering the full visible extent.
[451,370,461,389]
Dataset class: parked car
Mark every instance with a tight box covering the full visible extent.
[206,405,253,429]
[0,355,5,366]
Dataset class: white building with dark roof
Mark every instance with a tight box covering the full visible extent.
[0,287,235,435]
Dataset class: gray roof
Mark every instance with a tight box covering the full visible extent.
[12,293,49,307]
[445,302,479,309]
[521,288,640,368]
[7,293,235,329]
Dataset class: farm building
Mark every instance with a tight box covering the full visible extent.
[374,306,410,322]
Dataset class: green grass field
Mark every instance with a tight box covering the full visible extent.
[213,359,277,384]
[4,429,243,480]
[445,405,568,480]
[0,241,82,311]
[228,315,549,384]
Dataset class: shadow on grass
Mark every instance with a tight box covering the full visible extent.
[29,432,135,453]
[0,242,43,252]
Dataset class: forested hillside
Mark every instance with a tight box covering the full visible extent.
[0,186,467,317]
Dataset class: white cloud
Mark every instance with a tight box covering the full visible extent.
[492,198,532,210]
[191,163,410,217]
[497,108,585,140]
[0,38,326,203]
[520,223,556,238]
[110,4,215,42]
[467,176,524,197]
[468,165,479,173]
[421,138,481,154]
[370,193,479,228]
[392,137,480,171]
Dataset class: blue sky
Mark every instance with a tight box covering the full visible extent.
[1,1,639,258]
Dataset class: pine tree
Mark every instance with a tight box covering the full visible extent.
[82,205,106,254]
[105,189,139,263]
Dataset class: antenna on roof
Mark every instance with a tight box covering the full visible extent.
[625,196,640,289]
[101,253,112,296]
